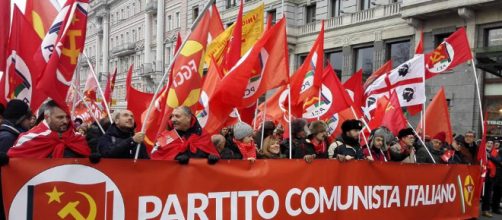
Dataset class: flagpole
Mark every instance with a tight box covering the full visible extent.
[82,52,113,123]
[317,86,322,120]
[253,100,259,130]
[406,121,436,164]
[288,85,293,159]
[471,59,485,134]
[260,96,267,149]
[71,66,80,116]
[134,0,216,161]
[71,84,106,134]
[350,106,373,160]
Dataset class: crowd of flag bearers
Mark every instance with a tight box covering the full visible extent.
[0,0,501,218]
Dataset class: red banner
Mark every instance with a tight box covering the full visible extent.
[2,159,480,219]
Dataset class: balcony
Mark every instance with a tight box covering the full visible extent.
[401,0,497,19]
[145,0,157,14]
[297,2,402,36]
[111,43,136,57]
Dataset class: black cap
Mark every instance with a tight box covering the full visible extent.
[3,99,32,122]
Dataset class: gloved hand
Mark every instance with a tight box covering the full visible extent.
[0,152,9,166]
[175,154,190,165]
[89,153,102,164]
[207,154,219,165]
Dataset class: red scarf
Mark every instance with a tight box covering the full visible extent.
[233,139,257,160]
[8,121,90,158]
[310,138,326,154]
[151,129,219,160]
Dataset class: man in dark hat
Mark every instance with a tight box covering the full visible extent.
[280,118,308,157]
[0,100,34,153]
[416,132,446,164]
[389,128,416,163]
[328,119,364,161]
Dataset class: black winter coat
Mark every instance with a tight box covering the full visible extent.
[97,124,149,159]
[0,121,27,153]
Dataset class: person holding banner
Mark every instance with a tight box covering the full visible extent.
[416,132,446,164]
[151,106,220,164]
[0,100,34,153]
[328,119,364,161]
[304,121,329,158]
[232,122,257,161]
[97,110,149,159]
[7,100,91,159]
[280,119,308,157]
[362,127,394,162]
[389,128,416,163]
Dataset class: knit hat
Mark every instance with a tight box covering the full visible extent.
[372,127,395,145]
[398,128,414,139]
[233,122,254,140]
[309,120,327,135]
[341,119,363,133]
[291,119,308,136]
[3,99,32,122]
[432,132,446,143]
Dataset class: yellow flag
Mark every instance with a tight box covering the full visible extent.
[204,3,264,66]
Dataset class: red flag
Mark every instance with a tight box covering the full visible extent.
[415,30,424,54]
[35,0,89,110]
[0,0,10,73]
[425,27,472,79]
[166,8,212,111]
[3,7,46,110]
[222,0,243,71]
[25,0,60,39]
[103,67,117,107]
[363,60,392,89]
[126,65,154,132]
[209,18,289,124]
[369,92,407,136]
[257,85,289,128]
[83,70,98,101]
[208,3,224,44]
[290,21,324,106]
[476,115,489,197]
[343,69,364,113]
[265,13,273,31]
[196,58,224,134]
[417,87,453,144]
[303,64,351,121]
[73,100,103,124]
[324,108,357,143]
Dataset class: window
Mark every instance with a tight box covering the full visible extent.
[176,12,180,28]
[116,12,119,22]
[267,10,277,25]
[305,4,316,24]
[138,27,142,39]
[126,32,129,43]
[326,51,343,78]
[387,41,411,68]
[115,36,118,46]
[226,0,236,9]
[360,0,370,10]
[121,9,125,20]
[132,3,135,14]
[330,0,341,17]
[165,46,171,65]
[355,46,374,79]
[121,34,124,45]
[167,15,172,30]
[192,6,199,22]
[111,14,114,23]
[126,6,129,17]
[434,33,452,47]
[298,54,307,68]
[132,30,136,41]
[487,27,502,47]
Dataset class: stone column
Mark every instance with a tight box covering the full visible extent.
[155,0,165,73]
[102,12,109,75]
[144,0,153,67]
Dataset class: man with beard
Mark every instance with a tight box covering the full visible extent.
[8,100,91,158]
[97,110,149,159]
[363,127,394,161]
[328,119,364,161]
[151,106,219,164]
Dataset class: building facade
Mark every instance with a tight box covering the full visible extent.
[80,0,502,137]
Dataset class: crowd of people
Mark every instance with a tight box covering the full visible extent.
[0,99,500,218]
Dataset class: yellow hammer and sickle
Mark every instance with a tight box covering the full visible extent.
[57,191,97,220]
[61,30,83,65]
[385,104,394,112]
